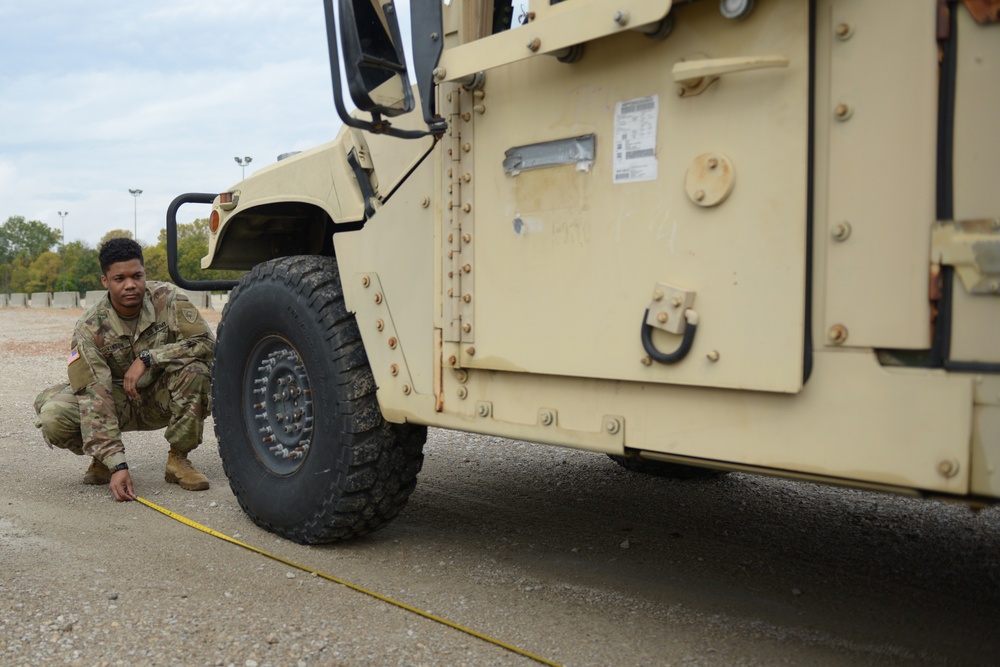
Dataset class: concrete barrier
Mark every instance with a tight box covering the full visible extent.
[52,292,81,308]
[29,292,51,308]
[181,290,213,309]
[85,290,107,309]
[0,294,7,307]
[8,293,27,307]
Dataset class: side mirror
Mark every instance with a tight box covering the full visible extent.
[338,0,414,117]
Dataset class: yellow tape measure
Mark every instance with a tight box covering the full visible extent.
[136,496,561,667]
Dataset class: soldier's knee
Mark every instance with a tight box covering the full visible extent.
[36,402,82,451]
[34,382,68,415]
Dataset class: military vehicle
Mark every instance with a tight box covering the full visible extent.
[167,0,1000,544]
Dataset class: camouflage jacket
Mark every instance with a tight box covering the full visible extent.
[67,282,214,467]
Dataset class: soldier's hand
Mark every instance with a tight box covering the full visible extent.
[124,357,146,398]
[110,469,137,502]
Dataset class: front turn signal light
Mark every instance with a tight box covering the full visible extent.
[218,190,239,211]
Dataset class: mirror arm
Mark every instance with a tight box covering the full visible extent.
[323,0,434,139]
[410,0,448,135]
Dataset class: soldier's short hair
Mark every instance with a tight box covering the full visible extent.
[99,238,144,274]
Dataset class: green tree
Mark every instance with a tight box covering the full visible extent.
[154,217,244,284]
[8,259,31,293]
[1,216,61,293]
[67,242,102,291]
[24,251,62,293]
[0,216,60,264]
[143,244,169,282]
[156,216,210,246]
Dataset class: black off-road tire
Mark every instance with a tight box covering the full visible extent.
[212,255,426,544]
[608,454,726,480]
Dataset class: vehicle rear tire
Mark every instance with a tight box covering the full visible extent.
[212,255,426,544]
[608,454,726,480]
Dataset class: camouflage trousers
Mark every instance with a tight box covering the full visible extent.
[33,361,211,457]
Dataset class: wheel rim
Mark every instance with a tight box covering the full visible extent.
[243,335,314,475]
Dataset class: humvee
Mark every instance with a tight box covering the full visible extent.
[167,0,1000,544]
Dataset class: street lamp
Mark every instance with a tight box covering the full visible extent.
[57,211,68,292]
[234,156,253,179]
[128,189,142,239]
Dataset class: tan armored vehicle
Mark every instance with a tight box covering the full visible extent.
[167,0,1000,544]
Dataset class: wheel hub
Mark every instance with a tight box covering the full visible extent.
[246,338,313,474]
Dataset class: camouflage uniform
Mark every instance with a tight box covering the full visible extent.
[34,283,214,470]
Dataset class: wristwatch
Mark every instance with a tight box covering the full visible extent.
[111,462,129,473]
[139,349,152,368]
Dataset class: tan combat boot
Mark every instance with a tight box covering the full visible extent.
[83,457,111,485]
[165,449,210,491]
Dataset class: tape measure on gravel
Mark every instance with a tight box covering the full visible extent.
[136,497,561,667]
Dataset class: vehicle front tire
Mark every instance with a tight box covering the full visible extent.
[212,255,426,544]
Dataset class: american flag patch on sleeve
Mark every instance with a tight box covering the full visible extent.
[68,348,80,365]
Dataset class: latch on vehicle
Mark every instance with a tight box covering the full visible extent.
[641,283,699,365]
[932,218,1000,295]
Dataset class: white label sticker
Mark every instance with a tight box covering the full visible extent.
[613,95,658,184]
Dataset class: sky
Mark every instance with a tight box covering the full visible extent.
[0,1,347,248]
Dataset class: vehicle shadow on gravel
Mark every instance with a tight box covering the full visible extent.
[357,429,1000,663]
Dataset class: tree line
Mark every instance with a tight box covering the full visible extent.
[0,215,244,295]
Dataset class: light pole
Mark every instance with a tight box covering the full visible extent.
[234,156,253,179]
[128,189,142,239]
[57,211,68,292]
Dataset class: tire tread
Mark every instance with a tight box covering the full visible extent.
[214,255,426,544]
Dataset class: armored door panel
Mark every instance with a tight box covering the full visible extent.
[455,1,809,393]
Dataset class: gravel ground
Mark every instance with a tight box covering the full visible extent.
[1,306,999,666]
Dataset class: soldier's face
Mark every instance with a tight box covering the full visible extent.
[101,259,146,317]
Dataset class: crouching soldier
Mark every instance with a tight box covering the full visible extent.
[34,237,214,501]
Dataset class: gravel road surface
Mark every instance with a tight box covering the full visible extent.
[1,307,999,666]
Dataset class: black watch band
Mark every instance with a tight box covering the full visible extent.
[111,462,129,473]
[139,350,152,368]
